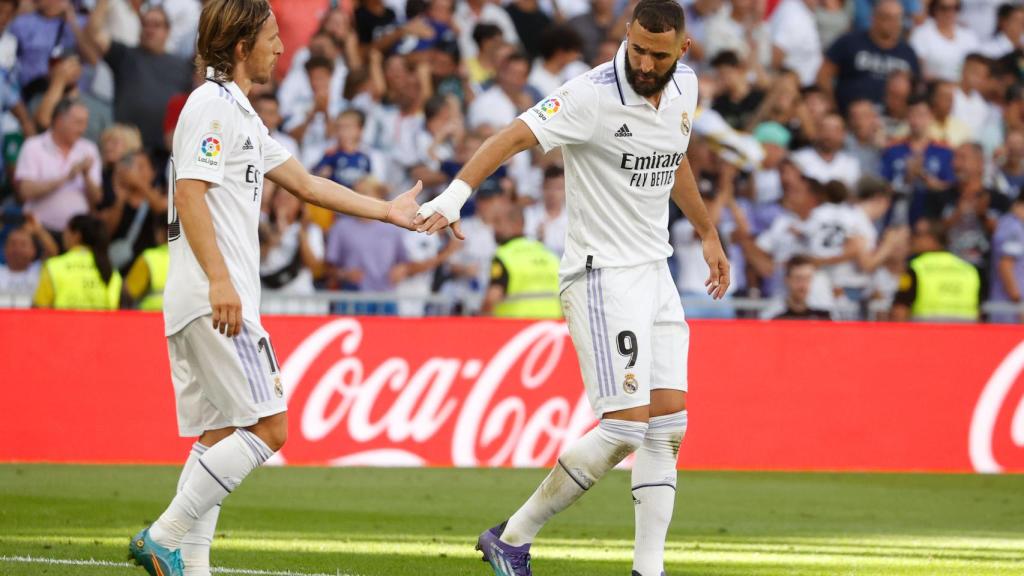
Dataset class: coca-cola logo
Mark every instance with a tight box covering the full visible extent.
[969,340,1024,473]
[277,318,597,467]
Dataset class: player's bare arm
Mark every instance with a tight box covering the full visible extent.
[175,178,241,337]
[671,157,730,299]
[266,157,423,230]
[414,119,539,238]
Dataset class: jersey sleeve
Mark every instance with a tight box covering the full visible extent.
[489,256,510,291]
[260,121,292,173]
[518,77,599,153]
[173,97,234,185]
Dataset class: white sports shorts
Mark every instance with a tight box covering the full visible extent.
[167,316,286,437]
[561,259,689,417]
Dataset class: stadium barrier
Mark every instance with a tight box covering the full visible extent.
[2,309,1023,473]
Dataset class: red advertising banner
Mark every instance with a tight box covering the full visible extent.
[2,310,1023,473]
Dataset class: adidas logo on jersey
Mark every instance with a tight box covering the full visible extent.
[614,124,632,138]
[242,137,254,151]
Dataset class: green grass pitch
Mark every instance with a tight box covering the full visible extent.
[1,464,1022,575]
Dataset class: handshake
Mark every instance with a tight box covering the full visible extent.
[413,179,472,239]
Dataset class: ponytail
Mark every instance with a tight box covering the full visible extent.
[68,215,114,285]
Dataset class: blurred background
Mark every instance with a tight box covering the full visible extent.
[2,0,1024,323]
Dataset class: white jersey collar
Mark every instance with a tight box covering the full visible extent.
[612,41,684,108]
[206,71,257,117]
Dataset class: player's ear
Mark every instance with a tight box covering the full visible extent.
[678,36,690,59]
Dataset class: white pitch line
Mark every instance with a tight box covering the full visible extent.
[0,555,359,576]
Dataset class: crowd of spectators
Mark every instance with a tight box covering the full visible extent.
[1,0,1024,322]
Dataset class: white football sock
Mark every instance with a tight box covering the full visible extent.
[631,411,687,576]
[175,443,222,576]
[501,419,648,546]
[150,429,272,549]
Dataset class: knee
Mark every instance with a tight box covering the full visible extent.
[249,413,288,452]
[598,418,649,455]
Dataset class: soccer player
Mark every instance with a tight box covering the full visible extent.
[127,2,422,575]
[415,1,729,574]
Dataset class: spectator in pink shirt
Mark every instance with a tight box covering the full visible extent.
[14,98,102,239]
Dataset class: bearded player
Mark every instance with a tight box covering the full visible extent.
[127,2,422,575]
[415,1,730,574]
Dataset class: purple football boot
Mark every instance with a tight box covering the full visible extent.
[476,521,532,576]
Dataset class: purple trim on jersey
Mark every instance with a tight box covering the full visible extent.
[242,326,271,403]
[232,337,261,403]
[587,270,611,397]
[595,269,616,397]
[612,57,626,105]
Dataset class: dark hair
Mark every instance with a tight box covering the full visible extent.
[928,0,960,17]
[343,68,370,100]
[963,52,992,69]
[339,107,366,128]
[995,3,1022,35]
[68,215,114,285]
[822,180,849,204]
[472,23,503,48]
[196,0,272,81]
[907,93,930,109]
[304,55,335,75]
[502,50,531,69]
[424,94,449,121]
[632,0,686,35]
[406,0,428,19]
[52,98,82,125]
[435,38,461,63]
[916,219,948,245]
[539,25,583,61]
[544,165,564,180]
[785,254,815,275]
[710,50,742,69]
[856,176,893,200]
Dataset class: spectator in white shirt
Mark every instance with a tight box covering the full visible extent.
[285,56,344,169]
[527,25,588,97]
[258,188,324,296]
[979,3,1024,59]
[254,93,300,160]
[909,0,979,82]
[468,51,536,130]
[524,166,568,257]
[0,216,57,300]
[454,0,520,60]
[705,0,771,67]
[278,31,350,127]
[792,113,862,189]
[770,0,823,86]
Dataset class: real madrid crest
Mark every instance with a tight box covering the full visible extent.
[274,375,284,398]
[623,373,638,394]
[680,112,691,137]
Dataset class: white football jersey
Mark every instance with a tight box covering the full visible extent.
[518,43,699,289]
[164,79,292,336]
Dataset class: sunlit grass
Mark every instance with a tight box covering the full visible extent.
[1,465,1022,575]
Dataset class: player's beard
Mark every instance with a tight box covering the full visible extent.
[624,55,677,97]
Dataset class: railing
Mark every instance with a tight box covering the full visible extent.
[2,290,1021,321]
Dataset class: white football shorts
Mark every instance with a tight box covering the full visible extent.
[561,259,689,417]
[167,316,286,437]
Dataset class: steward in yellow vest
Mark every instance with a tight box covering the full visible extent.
[483,203,561,319]
[33,215,122,310]
[892,220,980,321]
[125,243,169,311]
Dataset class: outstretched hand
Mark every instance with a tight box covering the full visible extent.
[413,211,465,239]
[703,236,731,300]
[385,180,424,231]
